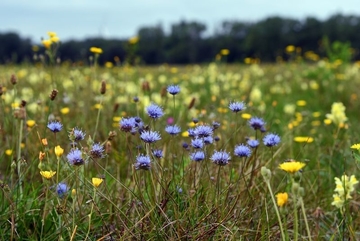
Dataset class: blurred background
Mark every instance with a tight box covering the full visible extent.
[1,0,360,64]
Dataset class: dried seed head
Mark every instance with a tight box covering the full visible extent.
[160,86,167,98]
[10,74,17,85]
[108,131,117,141]
[105,141,112,154]
[49,89,58,101]
[113,103,119,113]
[20,100,27,107]
[0,86,3,96]
[188,97,196,109]
[142,81,150,92]
[14,107,26,119]
[100,80,106,95]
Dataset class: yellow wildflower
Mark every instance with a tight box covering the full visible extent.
[90,47,103,54]
[293,136,314,143]
[26,120,36,127]
[42,39,52,49]
[241,113,252,119]
[324,119,332,125]
[296,100,307,107]
[54,145,64,157]
[40,170,56,179]
[92,177,103,187]
[182,131,189,137]
[50,36,60,43]
[279,161,306,174]
[47,32,57,38]
[128,36,139,44]
[325,102,347,126]
[220,49,230,56]
[60,107,70,115]
[276,192,288,207]
[5,149,13,156]
[285,45,295,53]
[332,174,358,209]
[351,143,360,150]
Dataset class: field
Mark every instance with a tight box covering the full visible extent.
[1,58,360,240]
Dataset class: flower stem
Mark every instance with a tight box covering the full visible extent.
[93,95,103,140]
[300,197,312,241]
[17,119,24,199]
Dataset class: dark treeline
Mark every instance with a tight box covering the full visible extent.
[1,13,360,65]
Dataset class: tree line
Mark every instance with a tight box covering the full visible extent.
[1,13,360,65]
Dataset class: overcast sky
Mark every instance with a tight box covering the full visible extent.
[1,0,359,42]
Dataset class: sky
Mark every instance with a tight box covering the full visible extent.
[1,0,359,42]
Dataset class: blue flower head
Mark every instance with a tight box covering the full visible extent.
[212,121,221,130]
[234,144,252,157]
[263,133,281,147]
[56,183,69,198]
[210,150,231,166]
[140,130,161,143]
[191,138,204,149]
[47,121,63,133]
[167,85,181,95]
[90,143,105,159]
[152,149,163,158]
[247,139,260,148]
[248,117,266,131]
[120,117,137,132]
[194,125,213,138]
[203,136,213,145]
[146,103,164,119]
[188,128,196,138]
[190,151,205,162]
[67,149,84,166]
[135,154,151,170]
[229,101,246,113]
[73,127,86,141]
[165,125,181,135]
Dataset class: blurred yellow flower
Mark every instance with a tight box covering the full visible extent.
[324,119,332,125]
[40,170,56,179]
[276,192,288,207]
[351,143,360,150]
[92,177,103,187]
[241,113,252,119]
[90,47,103,54]
[105,61,114,68]
[285,45,295,53]
[60,107,70,114]
[5,149,13,156]
[244,57,252,64]
[279,161,306,174]
[72,189,76,196]
[296,100,307,107]
[94,104,103,109]
[32,45,39,52]
[182,131,189,137]
[332,174,358,209]
[326,102,347,126]
[42,138,48,146]
[312,112,321,118]
[113,116,121,122]
[128,36,139,44]
[249,87,262,103]
[293,136,314,143]
[47,32,57,37]
[50,36,60,43]
[42,39,52,49]
[220,49,230,56]
[55,145,64,157]
[26,120,36,127]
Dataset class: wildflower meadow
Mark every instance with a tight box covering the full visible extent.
[2,32,360,240]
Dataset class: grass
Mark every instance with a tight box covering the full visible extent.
[0,59,360,240]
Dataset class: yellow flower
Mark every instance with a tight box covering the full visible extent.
[351,143,360,150]
[285,45,295,53]
[47,32,57,38]
[71,189,76,196]
[220,49,230,56]
[42,138,48,146]
[93,104,103,109]
[182,131,189,137]
[90,47,103,54]
[50,36,60,43]
[105,61,113,68]
[279,161,306,174]
[296,100,307,107]
[332,194,344,209]
[92,177,103,187]
[26,120,36,127]
[42,39,52,49]
[332,174,358,209]
[293,136,314,143]
[5,149,13,156]
[324,119,332,125]
[40,170,56,179]
[55,145,64,157]
[241,113,252,119]
[128,36,139,44]
[276,192,288,207]
[325,102,347,126]
[60,107,70,115]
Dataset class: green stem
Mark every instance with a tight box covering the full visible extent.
[17,119,24,199]
[300,197,312,241]
[293,195,299,241]
[93,95,103,140]
[84,187,96,241]
[265,180,286,241]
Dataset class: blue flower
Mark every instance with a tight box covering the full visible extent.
[191,138,204,149]
[165,125,181,135]
[47,121,63,133]
[247,139,260,148]
[188,128,196,138]
[56,183,69,198]
[140,130,161,143]
[73,127,86,141]
[234,144,252,157]
[66,149,84,165]
[146,103,164,119]
[263,133,281,147]
[194,125,213,138]
[229,101,246,113]
[152,149,163,158]
[135,155,151,170]
[212,121,221,129]
[248,117,266,131]
[120,117,137,132]
[90,143,105,159]
[210,150,231,166]
[190,151,205,162]
[203,136,213,145]
[167,85,181,95]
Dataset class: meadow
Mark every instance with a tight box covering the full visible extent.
[1,46,360,240]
